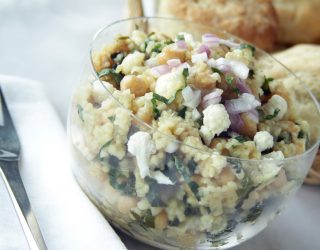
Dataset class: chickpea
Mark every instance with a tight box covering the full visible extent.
[117,196,138,214]
[157,45,185,64]
[154,210,168,230]
[120,75,148,97]
[215,167,235,186]
[237,113,257,138]
[210,138,229,155]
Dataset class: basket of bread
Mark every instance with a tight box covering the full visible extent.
[126,0,320,185]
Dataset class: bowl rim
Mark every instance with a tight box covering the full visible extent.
[88,16,320,163]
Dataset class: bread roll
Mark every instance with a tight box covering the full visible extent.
[273,0,320,44]
[158,0,278,51]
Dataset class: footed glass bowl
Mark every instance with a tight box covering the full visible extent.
[67,17,320,249]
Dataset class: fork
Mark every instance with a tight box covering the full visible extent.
[0,86,47,250]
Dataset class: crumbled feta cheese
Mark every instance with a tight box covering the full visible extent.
[117,51,145,75]
[151,170,174,185]
[127,131,156,178]
[191,52,208,63]
[165,141,179,153]
[262,94,288,121]
[254,131,274,152]
[198,154,227,178]
[155,69,185,99]
[182,86,201,108]
[200,104,231,145]
[262,151,285,160]
[192,108,201,121]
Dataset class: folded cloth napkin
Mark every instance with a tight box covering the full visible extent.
[0,75,127,250]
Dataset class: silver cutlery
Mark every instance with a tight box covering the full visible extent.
[0,86,47,250]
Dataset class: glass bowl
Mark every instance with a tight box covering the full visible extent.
[67,17,320,249]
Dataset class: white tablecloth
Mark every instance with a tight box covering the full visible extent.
[0,1,319,249]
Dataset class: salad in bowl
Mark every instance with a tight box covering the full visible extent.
[68,17,320,249]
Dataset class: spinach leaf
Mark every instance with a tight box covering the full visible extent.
[242,202,264,223]
[240,43,256,56]
[108,156,136,196]
[277,131,292,144]
[173,156,191,182]
[145,177,166,207]
[183,195,200,216]
[77,104,84,122]
[264,108,280,120]
[98,68,124,85]
[97,140,113,160]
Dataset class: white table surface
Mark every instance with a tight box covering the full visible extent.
[0,1,319,249]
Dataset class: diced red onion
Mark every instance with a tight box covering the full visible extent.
[229,113,244,132]
[191,52,208,63]
[236,79,251,94]
[167,58,181,68]
[212,58,249,79]
[176,40,188,50]
[202,33,220,44]
[245,109,259,123]
[151,64,171,77]
[202,88,223,108]
[197,44,211,57]
[225,93,261,114]
[202,33,239,48]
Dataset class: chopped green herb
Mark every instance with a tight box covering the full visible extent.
[177,34,185,41]
[151,90,182,119]
[262,77,273,95]
[240,43,256,56]
[264,108,280,120]
[151,42,163,53]
[77,104,84,122]
[98,68,124,85]
[145,177,166,207]
[108,115,115,122]
[211,67,223,75]
[225,75,240,94]
[148,31,155,37]
[235,135,250,143]
[242,202,264,223]
[131,209,155,229]
[151,97,161,119]
[182,68,189,83]
[177,107,187,119]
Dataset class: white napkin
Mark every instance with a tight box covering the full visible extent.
[0,75,127,250]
